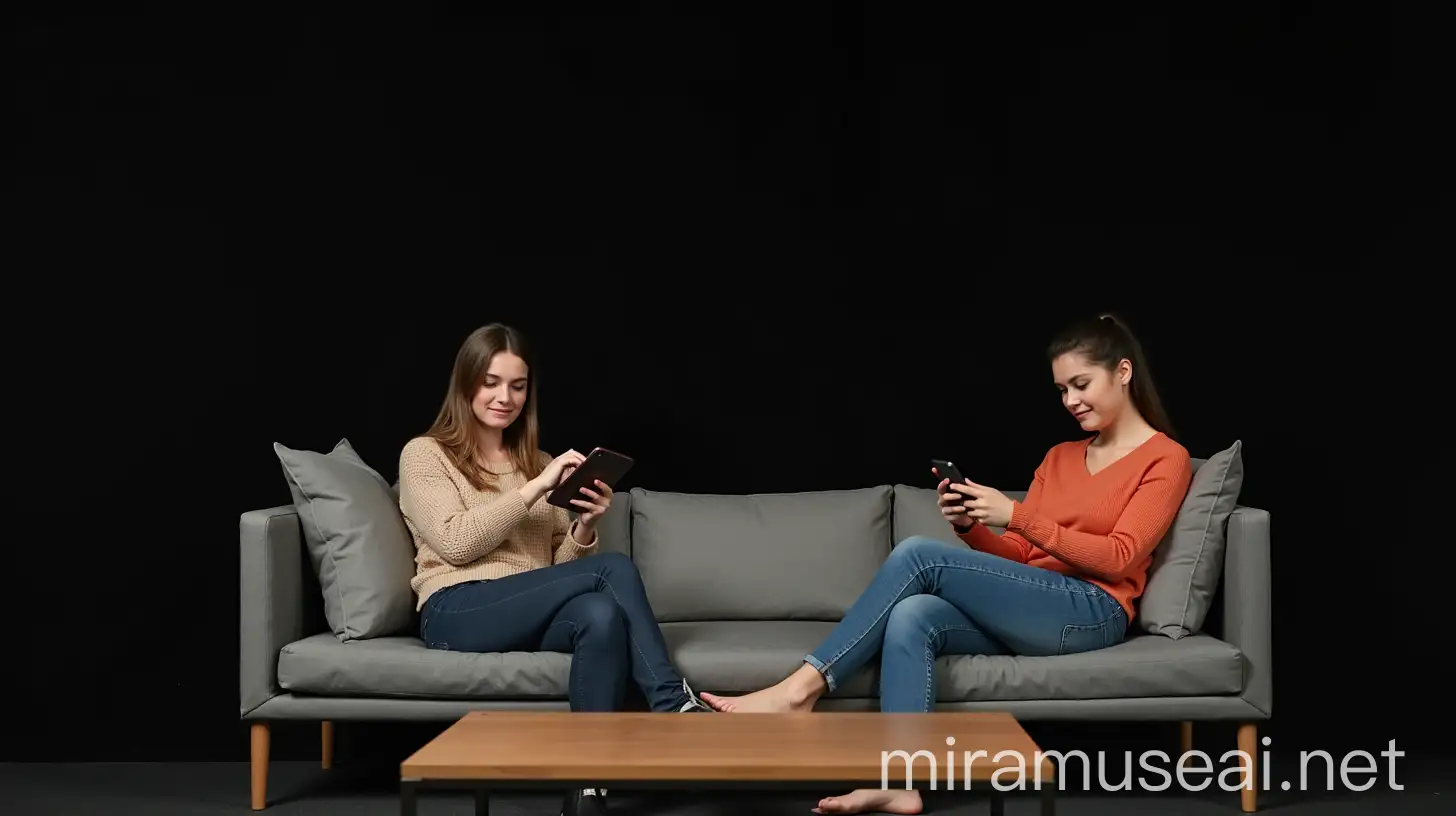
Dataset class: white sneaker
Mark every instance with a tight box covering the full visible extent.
[678,678,713,712]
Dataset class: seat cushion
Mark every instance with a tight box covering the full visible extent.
[629,487,893,622]
[278,625,1243,704]
[675,623,1243,702]
[936,633,1245,701]
[278,634,571,698]
[275,623,881,700]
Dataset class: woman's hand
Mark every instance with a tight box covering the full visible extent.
[539,449,586,487]
[521,449,586,506]
[572,480,613,528]
[936,478,974,529]
[949,481,1015,529]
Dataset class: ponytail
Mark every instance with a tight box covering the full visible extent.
[1047,313,1177,439]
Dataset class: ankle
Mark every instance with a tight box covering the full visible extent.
[785,664,827,704]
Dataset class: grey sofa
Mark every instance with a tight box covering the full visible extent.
[242,447,1269,812]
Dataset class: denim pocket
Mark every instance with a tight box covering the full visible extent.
[421,617,448,650]
[1058,616,1120,655]
[420,604,441,648]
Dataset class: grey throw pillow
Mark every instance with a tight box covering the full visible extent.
[1137,440,1244,639]
[274,439,417,641]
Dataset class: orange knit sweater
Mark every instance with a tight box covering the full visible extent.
[958,432,1193,619]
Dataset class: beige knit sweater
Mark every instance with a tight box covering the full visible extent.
[397,436,598,609]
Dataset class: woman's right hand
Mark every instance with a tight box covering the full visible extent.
[538,449,586,489]
[936,477,974,529]
[521,449,586,505]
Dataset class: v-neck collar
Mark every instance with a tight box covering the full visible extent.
[1082,431,1163,477]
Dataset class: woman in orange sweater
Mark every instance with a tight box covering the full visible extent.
[701,314,1194,815]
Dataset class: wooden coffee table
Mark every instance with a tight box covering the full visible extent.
[400,711,1056,815]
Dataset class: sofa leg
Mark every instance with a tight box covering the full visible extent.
[250,722,270,810]
[321,721,334,770]
[1238,723,1258,812]
[1179,721,1193,755]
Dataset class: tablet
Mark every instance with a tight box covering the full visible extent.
[546,447,636,511]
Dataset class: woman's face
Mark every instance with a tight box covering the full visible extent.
[472,351,529,430]
[1052,352,1130,433]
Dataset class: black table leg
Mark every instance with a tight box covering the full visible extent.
[1041,776,1056,815]
[400,779,418,816]
[989,789,1004,816]
[475,785,489,815]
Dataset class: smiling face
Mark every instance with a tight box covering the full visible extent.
[471,351,529,430]
[1052,351,1132,433]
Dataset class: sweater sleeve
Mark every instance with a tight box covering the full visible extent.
[398,440,531,566]
[1006,451,1192,581]
[551,508,599,564]
[954,455,1050,562]
[956,521,1031,562]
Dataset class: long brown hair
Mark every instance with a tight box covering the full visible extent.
[424,323,544,491]
[1046,312,1177,440]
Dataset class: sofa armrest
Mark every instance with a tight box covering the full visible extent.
[1222,505,1271,718]
[240,505,308,717]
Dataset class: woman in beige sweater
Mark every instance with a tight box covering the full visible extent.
[398,324,709,814]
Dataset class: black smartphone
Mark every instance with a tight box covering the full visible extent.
[930,458,968,487]
[546,448,636,510]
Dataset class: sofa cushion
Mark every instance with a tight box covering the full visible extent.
[629,487,893,622]
[276,624,876,700]
[278,633,572,698]
[277,626,1243,703]
[1138,440,1245,638]
[936,633,1245,701]
[670,622,1243,702]
[274,439,417,641]
[275,625,877,701]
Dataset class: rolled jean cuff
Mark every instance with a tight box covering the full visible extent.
[803,653,837,692]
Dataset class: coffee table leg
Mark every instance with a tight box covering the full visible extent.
[400,779,418,816]
[1041,776,1056,816]
[989,790,1005,816]
[475,785,489,815]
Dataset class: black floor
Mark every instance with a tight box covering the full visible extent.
[2,756,1450,815]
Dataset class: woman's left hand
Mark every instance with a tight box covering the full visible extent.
[572,480,613,527]
[949,481,1015,529]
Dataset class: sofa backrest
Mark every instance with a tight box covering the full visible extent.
[627,486,894,622]
[619,484,1030,623]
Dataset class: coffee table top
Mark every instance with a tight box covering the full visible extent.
[401,711,1051,784]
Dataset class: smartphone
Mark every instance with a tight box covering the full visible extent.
[547,448,636,510]
[930,458,968,487]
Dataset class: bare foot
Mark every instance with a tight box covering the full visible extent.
[812,788,923,814]
[699,665,826,713]
[698,685,813,713]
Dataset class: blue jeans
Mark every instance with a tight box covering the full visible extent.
[420,552,692,713]
[806,535,1128,712]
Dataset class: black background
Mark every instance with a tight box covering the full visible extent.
[9,3,1448,766]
